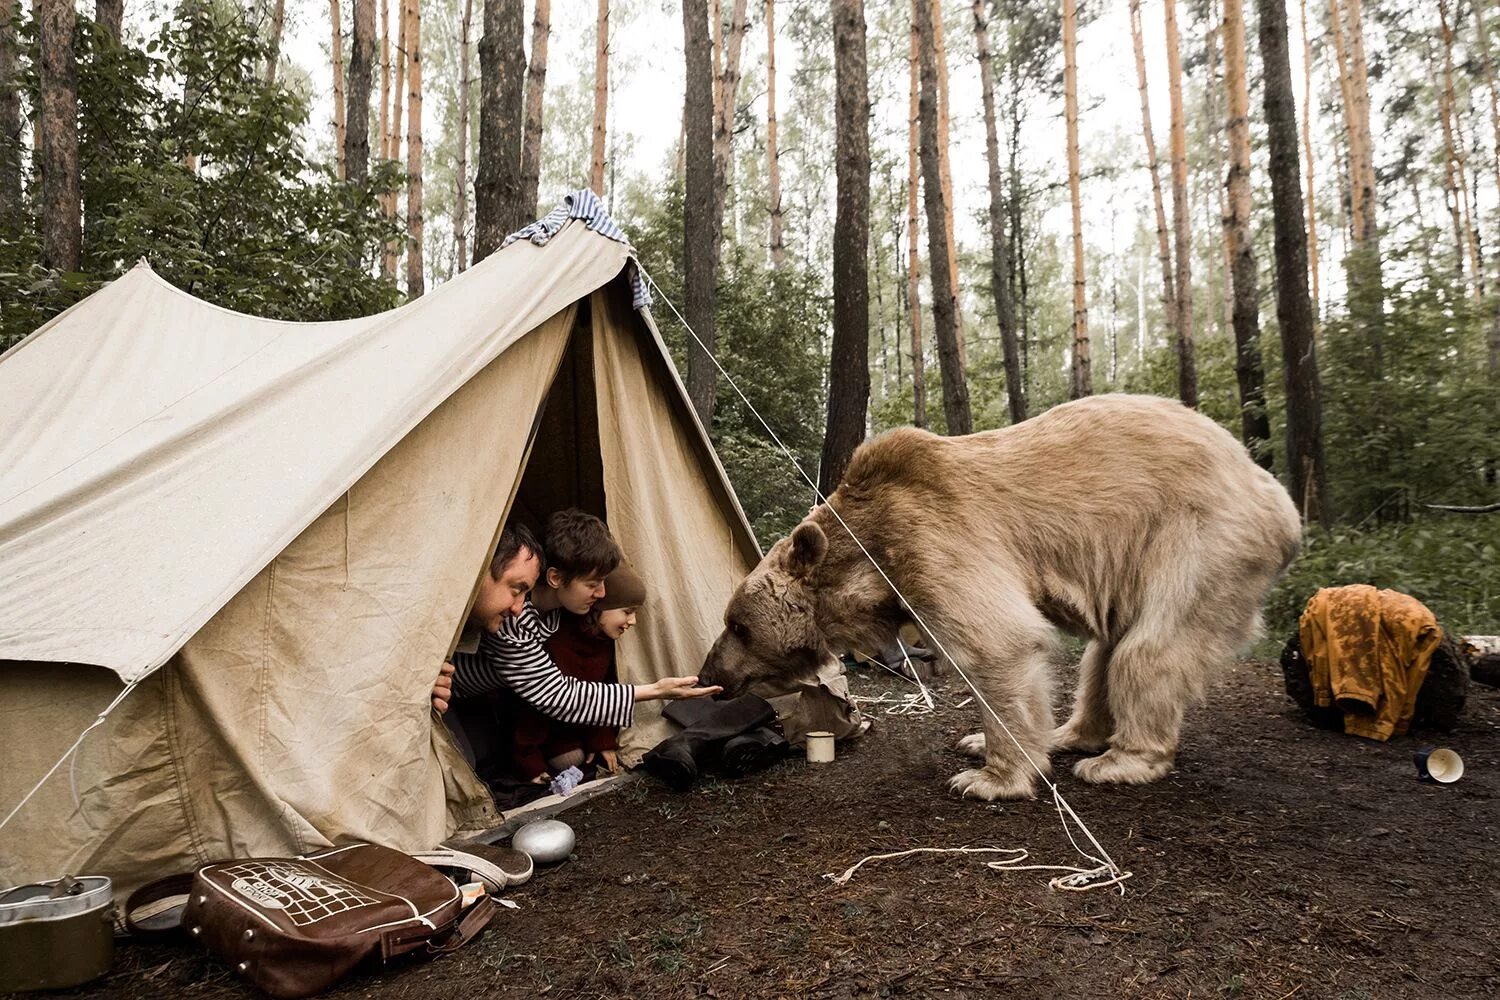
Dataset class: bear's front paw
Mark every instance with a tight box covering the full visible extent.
[947,767,1037,801]
[1073,748,1172,785]
[956,732,986,758]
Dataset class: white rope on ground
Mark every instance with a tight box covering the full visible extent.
[640,264,1130,895]
[0,678,142,836]
[823,846,1133,893]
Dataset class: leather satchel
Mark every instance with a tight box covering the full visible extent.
[126,844,499,999]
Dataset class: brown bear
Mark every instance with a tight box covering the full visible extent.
[698,394,1302,800]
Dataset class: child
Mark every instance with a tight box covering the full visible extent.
[506,561,647,782]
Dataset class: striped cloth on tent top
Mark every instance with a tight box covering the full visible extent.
[503,189,653,310]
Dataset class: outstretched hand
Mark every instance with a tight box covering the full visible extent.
[641,674,723,702]
[432,661,455,714]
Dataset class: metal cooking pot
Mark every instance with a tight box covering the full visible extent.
[0,875,115,992]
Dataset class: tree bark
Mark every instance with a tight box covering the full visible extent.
[1063,0,1090,399]
[1257,0,1329,525]
[1,0,24,228]
[383,0,407,277]
[683,0,720,427]
[332,0,348,180]
[38,0,80,272]
[713,0,748,238]
[590,0,608,194]
[473,0,526,262]
[766,0,784,267]
[930,0,964,367]
[456,0,472,270]
[347,0,376,185]
[1297,0,1319,312]
[1129,0,1176,355]
[405,0,423,296]
[1224,0,1271,467]
[1438,1,1481,293]
[906,0,927,429]
[974,0,1022,423]
[379,0,390,165]
[520,0,550,221]
[266,0,287,85]
[95,0,122,40]
[1329,0,1384,366]
[1473,0,1500,402]
[916,0,970,434]
[1164,0,1197,408]
[821,0,871,494]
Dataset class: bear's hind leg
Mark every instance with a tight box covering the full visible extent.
[948,635,1055,801]
[1051,639,1114,753]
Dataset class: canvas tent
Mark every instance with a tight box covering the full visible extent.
[0,196,841,896]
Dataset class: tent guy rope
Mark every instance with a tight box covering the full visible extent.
[639,263,1132,895]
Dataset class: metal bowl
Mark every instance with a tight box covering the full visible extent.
[511,819,576,864]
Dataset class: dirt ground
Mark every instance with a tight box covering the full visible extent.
[52,659,1500,1000]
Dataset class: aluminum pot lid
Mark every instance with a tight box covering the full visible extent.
[0,877,113,924]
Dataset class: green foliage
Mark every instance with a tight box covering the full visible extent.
[1,5,401,350]
[624,182,829,548]
[1266,517,1500,642]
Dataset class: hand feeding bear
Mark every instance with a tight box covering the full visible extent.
[699,394,1302,800]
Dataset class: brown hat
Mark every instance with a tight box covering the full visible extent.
[597,561,646,611]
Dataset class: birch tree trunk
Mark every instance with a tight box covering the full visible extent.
[590,0,608,194]
[405,0,423,296]
[1129,0,1176,348]
[928,0,964,367]
[1064,0,1090,398]
[1224,0,1271,467]
[1164,0,1197,408]
[1257,0,1329,525]
[455,0,472,270]
[520,0,550,220]
[383,0,407,277]
[1,0,24,228]
[96,0,122,40]
[38,0,80,272]
[347,0,376,185]
[821,0,870,494]
[683,0,720,426]
[907,0,927,429]
[1438,1,1481,293]
[713,0,748,237]
[379,0,390,166]
[766,0,784,267]
[916,0,970,434]
[332,0,348,180]
[1297,0,1319,311]
[473,0,525,261]
[266,0,287,85]
[1329,0,1384,366]
[974,0,1023,423]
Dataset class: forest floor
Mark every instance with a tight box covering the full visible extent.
[56,659,1500,1000]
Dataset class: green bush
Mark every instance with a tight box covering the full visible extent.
[1264,516,1500,645]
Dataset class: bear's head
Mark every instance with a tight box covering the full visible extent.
[701,518,901,696]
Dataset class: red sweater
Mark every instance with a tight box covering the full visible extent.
[506,614,620,779]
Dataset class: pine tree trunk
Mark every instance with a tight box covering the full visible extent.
[405,0,423,296]
[1129,0,1177,348]
[766,0,784,267]
[332,0,348,181]
[590,0,608,194]
[1435,26,1466,281]
[384,0,407,277]
[379,0,390,164]
[1298,0,1319,312]
[347,0,375,185]
[916,0,970,435]
[906,0,927,429]
[1438,2,1481,294]
[1473,0,1500,406]
[95,0,122,40]
[930,0,964,367]
[1063,0,1090,399]
[455,0,472,270]
[1210,7,1233,339]
[1164,0,1197,408]
[38,0,80,272]
[973,0,1022,423]
[266,0,287,85]
[683,0,720,426]
[713,0,748,236]
[473,0,526,262]
[821,0,870,494]
[520,0,550,220]
[1224,0,1272,467]
[1329,0,1384,368]
[1,0,24,228]
[1257,0,1330,525]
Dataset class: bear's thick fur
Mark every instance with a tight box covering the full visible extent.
[699,395,1302,800]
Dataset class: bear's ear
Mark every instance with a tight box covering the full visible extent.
[786,522,827,580]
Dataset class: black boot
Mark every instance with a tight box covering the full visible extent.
[642,695,778,791]
[720,728,789,777]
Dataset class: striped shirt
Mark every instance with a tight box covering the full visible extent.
[451,599,636,728]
